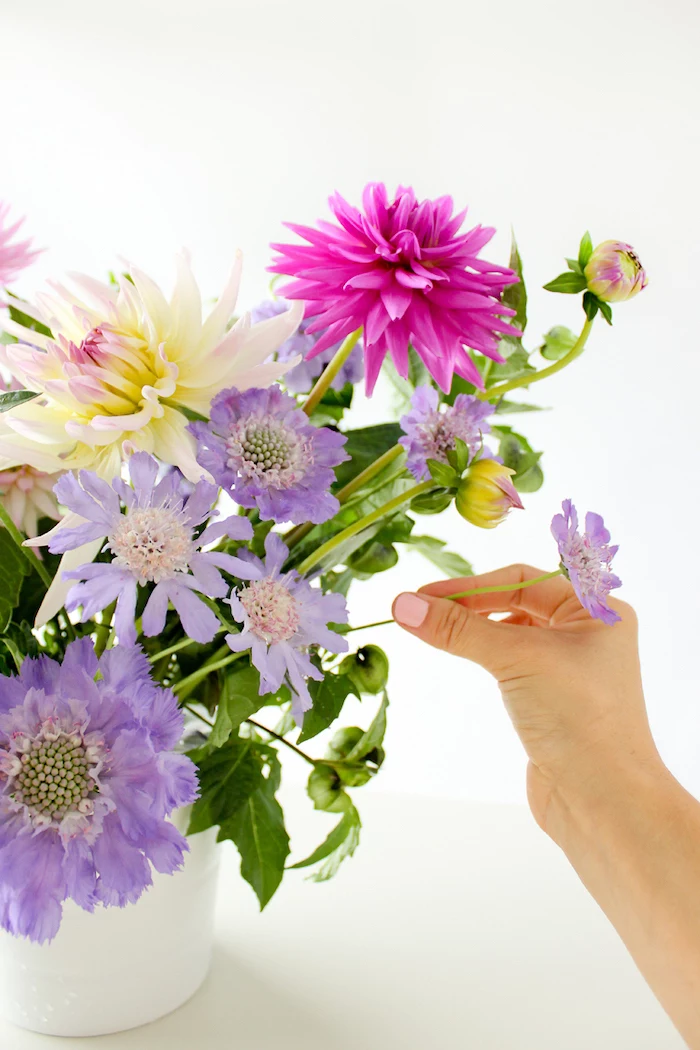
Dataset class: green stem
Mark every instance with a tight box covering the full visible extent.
[346,619,395,632]
[445,569,563,601]
[302,328,362,416]
[0,503,53,588]
[478,318,594,402]
[284,443,406,551]
[93,601,116,658]
[174,650,246,699]
[246,718,316,765]
[297,480,432,575]
[183,703,214,729]
[149,636,212,665]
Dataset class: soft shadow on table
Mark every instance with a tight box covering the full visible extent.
[71,947,350,1050]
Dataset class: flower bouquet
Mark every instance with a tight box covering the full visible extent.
[0,184,645,1029]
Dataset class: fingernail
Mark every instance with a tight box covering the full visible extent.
[394,592,429,628]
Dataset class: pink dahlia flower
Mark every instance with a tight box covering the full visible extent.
[269,183,520,394]
[0,202,39,290]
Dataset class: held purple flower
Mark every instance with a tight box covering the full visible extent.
[250,299,364,393]
[584,240,647,303]
[225,532,349,725]
[551,499,622,624]
[0,202,39,290]
[48,452,255,646]
[0,640,198,943]
[190,386,349,525]
[399,385,494,481]
[269,182,520,395]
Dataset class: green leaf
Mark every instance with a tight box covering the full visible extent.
[187,734,263,834]
[344,692,389,763]
[332,424,403,491]
[492,426,545,494]
[346,540,398,575]
[582,291,600,321]
[409,487,454,515]
[565,258,582,274]
[426,458,458,488]
[298,673,359,744]
[493,399,545,414]
[538,325,577,362]
[0,389,40,414]
[445,436,470,474]
[578,230,593,269]
[170,403,208,423]
[403,535,474,578]
[501,231,527,335]
[209,664,290,749]
[598,299,613,325]
[485,348,536,387]
[7,298,52,338]
[289,805,361,880]
[0,635,24,672]
[223,768,290,908]
[543,272,588,294]
[0,529,32,632]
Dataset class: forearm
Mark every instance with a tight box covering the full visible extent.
[548,757,700,1048]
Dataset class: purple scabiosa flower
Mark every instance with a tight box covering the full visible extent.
[0,202,39,291]
[190,386,349,525]
[269,182,520,395]
[551,499,622,624]
[48,452,255,646]
[250,299,364,394]
[0,639,198,943]
[225,532,348,724]
[584,240,647,303]
[399,384,494,481]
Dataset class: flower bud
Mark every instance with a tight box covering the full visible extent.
[584,240,647,303]
[455,459,524,529]
[339,645,390,695]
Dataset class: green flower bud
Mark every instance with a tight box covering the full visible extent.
[339,645,390,695]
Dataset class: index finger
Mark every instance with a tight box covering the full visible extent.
[418,563,576,622]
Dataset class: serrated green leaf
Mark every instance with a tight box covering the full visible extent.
[298,673,359,744]
[543,272,588,294]
[223,769,290,908]
[187,734,263,834]
[0,530,32,632]
[0,390,40,414]
[289,804,361,881]
[403,535,474,578]
[578,230,593,268]
[502,232,527,335]
[344,692,389,763]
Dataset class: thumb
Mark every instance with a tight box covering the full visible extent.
[392,591,523,678]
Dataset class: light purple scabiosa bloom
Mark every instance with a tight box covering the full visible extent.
[0,202,40,291]
[48,452,254,646]
[399,384,494,481]
[0,639,198,943]
[225,532,349,724]
[190,386,349,525]
[250,299,364,394]
[270,182,520,395]
[551,499,622,625]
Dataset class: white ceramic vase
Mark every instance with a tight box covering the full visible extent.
[0,820,220,1037]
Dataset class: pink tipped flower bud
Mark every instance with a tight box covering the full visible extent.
[584,240,647,303]
[455,459,524,529]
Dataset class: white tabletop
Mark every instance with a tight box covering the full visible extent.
[0,793,685,1049]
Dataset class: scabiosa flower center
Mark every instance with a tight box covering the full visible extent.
[6,725,98,826]
[561,536,613,590]
[110,507,193,585]
[238,578,301,643]
[418,408,481,462]
[226,416,309,490]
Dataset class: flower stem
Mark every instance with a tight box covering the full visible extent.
[183,703,215,729]
[297,480,432,575]
[246,718,317,765]
[346,619,395,632]
[284,443,406,551]
[444,569,563,601]
[0,502,53,588]
[149,636,216,665]
[478,318,594,402]
[93,601,117,658]
[302,328,362,416]
[174,649,246,699]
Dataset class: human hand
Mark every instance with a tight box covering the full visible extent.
[392,565,665,841]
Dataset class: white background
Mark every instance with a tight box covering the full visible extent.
[3,0,699,806]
